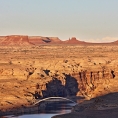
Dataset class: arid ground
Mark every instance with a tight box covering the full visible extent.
[0,36,118,117]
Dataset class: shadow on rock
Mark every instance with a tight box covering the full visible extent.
[52,92,118,118]
[42,74,79,98]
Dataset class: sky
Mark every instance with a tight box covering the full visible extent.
[0,0,118,42]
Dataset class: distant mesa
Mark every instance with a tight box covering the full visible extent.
[0,35,62,46]
[28,36,46,44]
[64,37,86,44]
[0,35,33,46]
[29,36,62,45]
[0,35,118,46]
[0,35,85,46]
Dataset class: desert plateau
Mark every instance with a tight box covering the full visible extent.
[0,35,118,118]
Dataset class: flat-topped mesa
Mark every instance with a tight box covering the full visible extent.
[28,36,62,45]
[1,35,118,46]
[48,37,61,42]
[28,36,44,45]
[0,35,32,46]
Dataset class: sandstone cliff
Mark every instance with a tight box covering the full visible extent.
[0,45,118,114]
[28,36,61,45]
[0,35,118,46]
[0,35,33,46]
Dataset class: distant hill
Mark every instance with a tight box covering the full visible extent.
[0,35,117,46]
[28,36,62,45]
[63,37,86,44]
[111,40,118,44]
[0,35,33,46]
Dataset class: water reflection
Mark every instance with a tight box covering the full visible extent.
[6,114,58,118]
[3,98,84,118]
[4,98,83,118]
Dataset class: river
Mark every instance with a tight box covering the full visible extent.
[4,97,83,118]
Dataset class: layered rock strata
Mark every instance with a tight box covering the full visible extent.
[0,45,118,115]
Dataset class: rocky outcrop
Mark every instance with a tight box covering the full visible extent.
[52,92,118,118]
[28,36,46,44]
[30,66,118,100]
[41,74,79,98]
[0,35,32,46]
[0,58,117,100]
[28,36,62,45]
[64,37,86,44]
[72,68,115,98]
[0,45,118,114]
[1,35,118,46]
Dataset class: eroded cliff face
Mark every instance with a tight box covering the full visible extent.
[72,68,117,98]
[32,67,118,99]
[0,55,118,100]
[3,60,114,100]
[28,36,62,45]
[1,45,118,111]
[0,35,32,46]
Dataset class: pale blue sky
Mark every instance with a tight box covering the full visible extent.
[0,0,118,42]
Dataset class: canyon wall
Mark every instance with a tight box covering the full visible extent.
[1,45,118,111]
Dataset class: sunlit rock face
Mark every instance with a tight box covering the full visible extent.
[72,69,117,99]
[64,37,86,44]
[1,35,118,46]
[0,35,32,46]
[30,64,118,99]
[0,44,118,112]
[28,36,62,45]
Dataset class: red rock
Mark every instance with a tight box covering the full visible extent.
[28,36,62,45]
[64,37,86,44]
[1,35,118,46]
[28,36,45,45]
[0,35,33,46]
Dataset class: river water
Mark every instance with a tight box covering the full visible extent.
[4,98,82,118]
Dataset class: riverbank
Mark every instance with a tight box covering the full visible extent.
[0,96,83,117]
[52,92,118,118]
[2,92,118,118]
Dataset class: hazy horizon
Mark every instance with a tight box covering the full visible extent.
[0,0,118,42]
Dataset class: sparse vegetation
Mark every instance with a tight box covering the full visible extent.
[0,45,118,116]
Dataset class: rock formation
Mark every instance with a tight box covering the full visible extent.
[0,35,118,46]
[28,36,62,45]
[64,37,86,44]
[0,39,118,116]
[0,35,32,46]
